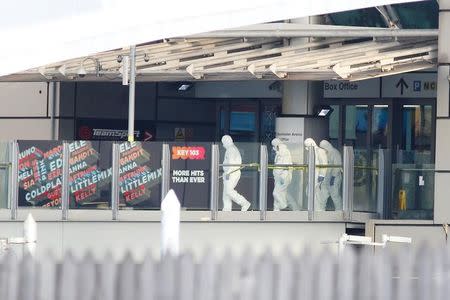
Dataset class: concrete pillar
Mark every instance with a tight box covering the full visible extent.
[282,81,308,114]
[434,0,450,223]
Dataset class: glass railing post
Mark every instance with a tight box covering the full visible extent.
[111,143,120,220]
[307,146,315,221]
[161,144,171,202]
[210,144,219,220]
[61,142,70,220]
[342,146,354,221]
[377,149,385,219]
[259,144,268,221]
[9,141,18,220]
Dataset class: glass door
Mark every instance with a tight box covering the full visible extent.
[398,104,433,163]
[391,100,435,219]
[217,101,259,143]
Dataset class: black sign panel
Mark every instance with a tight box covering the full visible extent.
[170,143,211,210]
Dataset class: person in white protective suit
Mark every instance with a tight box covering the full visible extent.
[272,138,298,211]
[221,135,251,211]
[319,140,343,210]
[304,138,329,210]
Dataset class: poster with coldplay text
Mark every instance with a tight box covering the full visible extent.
[17,140,114,208]
[18,141,64,207]
[118,141,162,209]
[170,143,211,210]
[18,141,161,208]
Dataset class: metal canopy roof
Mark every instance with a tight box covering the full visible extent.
[2,24,437,82]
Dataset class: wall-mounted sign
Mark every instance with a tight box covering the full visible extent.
[275,117,304,144]
[324,79,380,98]
[76,118,155,141]
[170,143,210,209]
[171,146,206,160]
[381,73,437,98]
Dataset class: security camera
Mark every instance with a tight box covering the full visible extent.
[117,55,123,63]
[77,66,87,78]
[144,53,150,62]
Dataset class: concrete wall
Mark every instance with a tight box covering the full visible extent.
[372,223,447,253]
[434,0,450,223]
[0,82,58,140]
[0,219,345,260]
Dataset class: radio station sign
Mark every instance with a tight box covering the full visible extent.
[323,79,380,98]
[381,73,437,98]
[170,144,210,209]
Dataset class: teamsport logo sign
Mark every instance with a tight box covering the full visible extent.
[171,146,206,160]
[92,129,140,139]
[78,126,141,140]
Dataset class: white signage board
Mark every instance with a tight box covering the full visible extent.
[275,117,304,144]
[275,117,305,163]
[381,73,437,98]
[323,79,380,98]
[275,116,305,207]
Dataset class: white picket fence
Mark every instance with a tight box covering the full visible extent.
[1,245,449,300]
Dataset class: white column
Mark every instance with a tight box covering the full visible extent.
[434,0,450,223]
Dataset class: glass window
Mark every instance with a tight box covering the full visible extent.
[314,143,343,211]
[328,105,340,148]
[353,149,378,213]
[392,2,438,29]
[328,8,387,27]
[345,105,368,148]
[372,105,389,149]
[267,142,308,211]
[260,102,281,145]
[392,163,434,220]
[219,142,259,211]
[399,104,433,164]
[229,103,258,142]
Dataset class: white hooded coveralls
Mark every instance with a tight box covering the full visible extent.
[272,139,297,210]
[304,138,329,210]
[319,140,343,210]
[221,135,251,211]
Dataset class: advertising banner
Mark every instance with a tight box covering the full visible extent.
[17,140,113,208]
[170,143,210,209]
[118,141,162,209]
[17,140,162,209]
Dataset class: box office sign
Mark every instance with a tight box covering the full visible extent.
[323,79,380,98]
[170,144,210,209]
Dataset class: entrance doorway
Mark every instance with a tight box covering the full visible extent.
[326,98,435,218]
